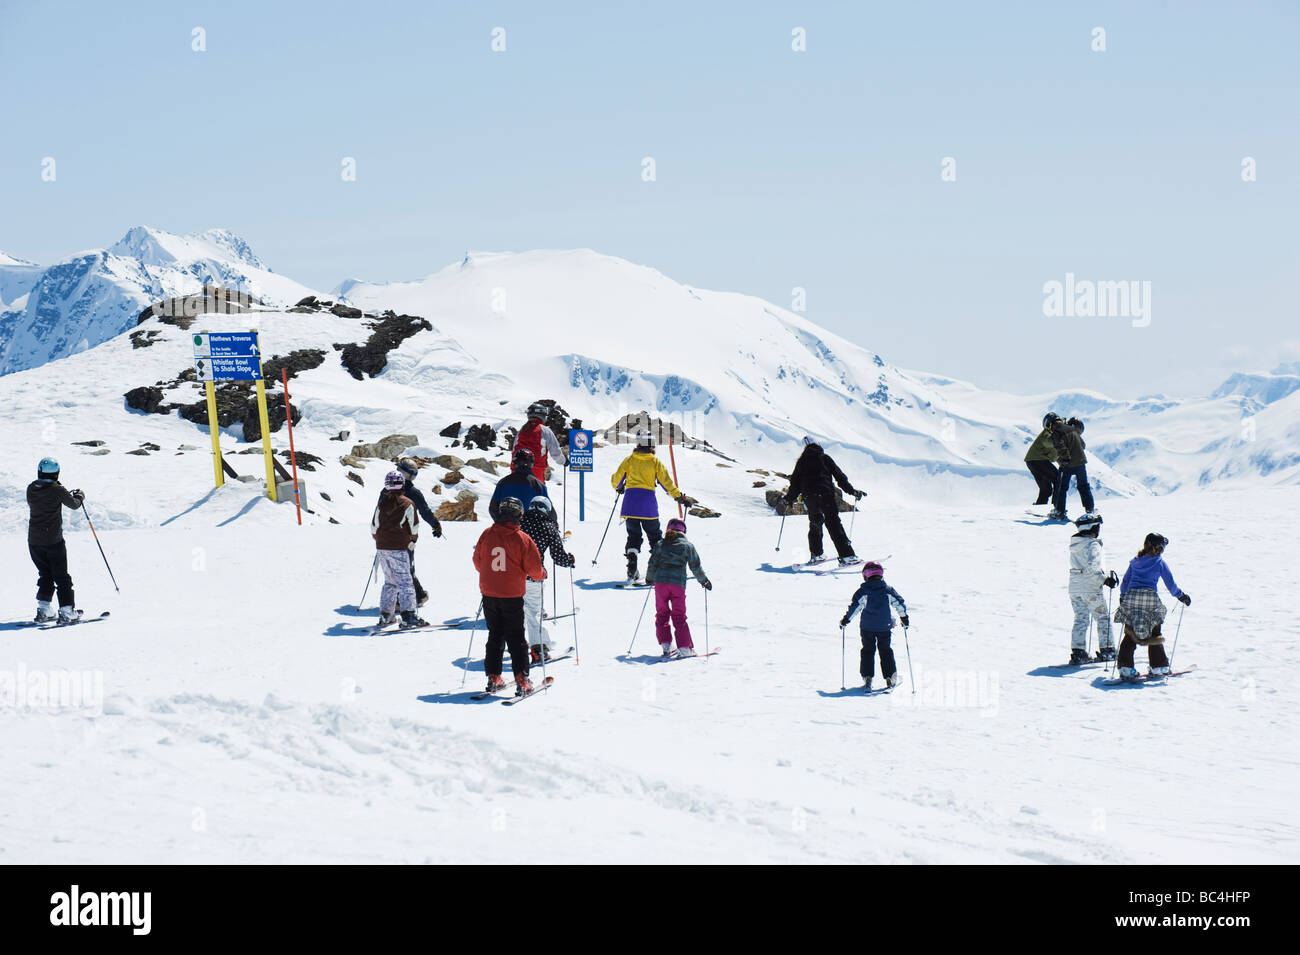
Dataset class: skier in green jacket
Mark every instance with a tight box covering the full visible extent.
[1025,413,1061,506]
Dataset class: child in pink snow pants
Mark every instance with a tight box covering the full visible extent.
[644,518,711,657]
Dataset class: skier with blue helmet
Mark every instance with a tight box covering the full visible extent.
[27,457,85,623]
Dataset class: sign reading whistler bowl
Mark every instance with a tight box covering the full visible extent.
[192,332,263,382]
[567,429,594,472]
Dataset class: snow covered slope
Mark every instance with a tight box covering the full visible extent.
[0,227,318,376]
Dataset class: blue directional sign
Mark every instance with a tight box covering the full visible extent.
[192,331,263,381]
[567,429,594,472]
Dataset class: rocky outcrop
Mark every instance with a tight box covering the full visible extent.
[350,434,418,459]
[262,348,326,382]
[435,499,476,521]
[432,454,465,470]
[465,457,501,475]
[337,313,432,379]
[463,423,497,450]
[688,505,721,518]
[329,303,363,319]
[442,470,463,485]
[124,386,169,414]
[439,421,461,439]
[137,285,261,329]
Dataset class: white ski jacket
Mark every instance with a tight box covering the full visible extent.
[1068,535,1106,595]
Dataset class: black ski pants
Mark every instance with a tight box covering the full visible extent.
[808,497,854,560]
[1026,460,1059,505]
[625,517,662,554]
[407,548,426,604]
[1054,464,1095,513]
[1118,624,1170,669]
[483,595,530,678]
[30,541,75,607]
[860,628,897,681]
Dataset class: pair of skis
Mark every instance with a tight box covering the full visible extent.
[470,675,555,704]
[1101,664,1197,687]
[23,610,111,630]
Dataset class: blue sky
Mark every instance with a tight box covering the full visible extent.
[2,0,1297,396]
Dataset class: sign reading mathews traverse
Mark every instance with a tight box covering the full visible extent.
[192,330,278,502]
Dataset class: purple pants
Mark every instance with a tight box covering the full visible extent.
[654,583,694,649]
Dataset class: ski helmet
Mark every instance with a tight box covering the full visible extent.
[861,561,884,579]
[1042,412,1060,430]
[512,448,535,471]
[38,457,60,477]
[635,431,654,450]
[527,402,548,421]
[1075,514,1103,531]
[527,496,553,515]
[498,496,524,523]
[384,470,407,491]
[1143,532,1169,554]
[396,458,419,479]
[666,517,687,534]
[1068,417,1084,433]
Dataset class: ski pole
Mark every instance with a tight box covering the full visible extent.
[1169,603,1185,669]
[840,625,846,691]
[704,586,710,661]
[569,566,580,665]
[459,598,484,688]
[626,587,652,655]
[902,625,916,696]
[1105,586,1115,677]
[775,512,786,552]
[80,502,120,593]
[592,494,619,565]
[357,554,378,611]
[538,582,548,686]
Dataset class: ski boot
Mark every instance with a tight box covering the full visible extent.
[886,672,903,688]
[376,611,398,628]
[1118,666,1141,683]
[34,602,56,624]
[57,606,81,625]
[625,551,639,585]
[676,646,697,658]
[485,674,507,694]
[1046,509,1067,521]
[530,644,551,664]
[1069,647,1092,665]
[1149,665,1172,678]
[516,675,535,696]
[838,555,860,567]
[863,677,873,691]
[659,643,674,658]
[399,610,428,628]
[1095,646,1117,662]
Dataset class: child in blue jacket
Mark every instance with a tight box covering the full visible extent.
[840,561,909,689]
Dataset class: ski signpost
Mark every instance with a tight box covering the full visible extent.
[192,330,278,501]
[568,428,594,521]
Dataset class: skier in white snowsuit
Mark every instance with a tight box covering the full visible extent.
[1067,514,1116,663]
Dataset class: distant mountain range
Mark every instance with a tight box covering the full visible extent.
[2,228,1296,507]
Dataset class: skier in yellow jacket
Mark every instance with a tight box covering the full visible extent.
[610,432,696,584]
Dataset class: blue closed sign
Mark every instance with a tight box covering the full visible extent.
[568,429,594,472]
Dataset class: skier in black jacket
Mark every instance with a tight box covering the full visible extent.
[519,496,575,661]
[27,457,84,623]
[488,449,550,522]
[380,459,443,606]
[783,438,863,565]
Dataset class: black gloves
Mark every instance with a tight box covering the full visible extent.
[615,486,625,495]
[1178,593,1191,606]
[431,520,443,538]
[558,552,576,568]
[853,489,865,500]
[900,615,910,628]
[702,579,712,591]
[678,495,697,507]
[839,616,849,629]
[1104,572,1119,588]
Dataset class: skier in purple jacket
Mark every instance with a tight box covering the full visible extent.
[1114,533,1191,681]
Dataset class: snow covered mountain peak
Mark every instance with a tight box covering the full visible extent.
[107,226,266,270]
[0,250,38,267]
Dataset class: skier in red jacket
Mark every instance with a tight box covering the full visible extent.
[513,402,565,484]
[472,496,546,695]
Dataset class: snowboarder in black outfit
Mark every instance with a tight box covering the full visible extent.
[783,437,863,565]
[839,561,908,690]
[379,459,443,607]
[27,457,85,624]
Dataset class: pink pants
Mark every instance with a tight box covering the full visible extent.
[654,583,694,649]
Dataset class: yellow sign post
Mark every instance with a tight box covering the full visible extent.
[193,328,278,501]
[254,330,277,502]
